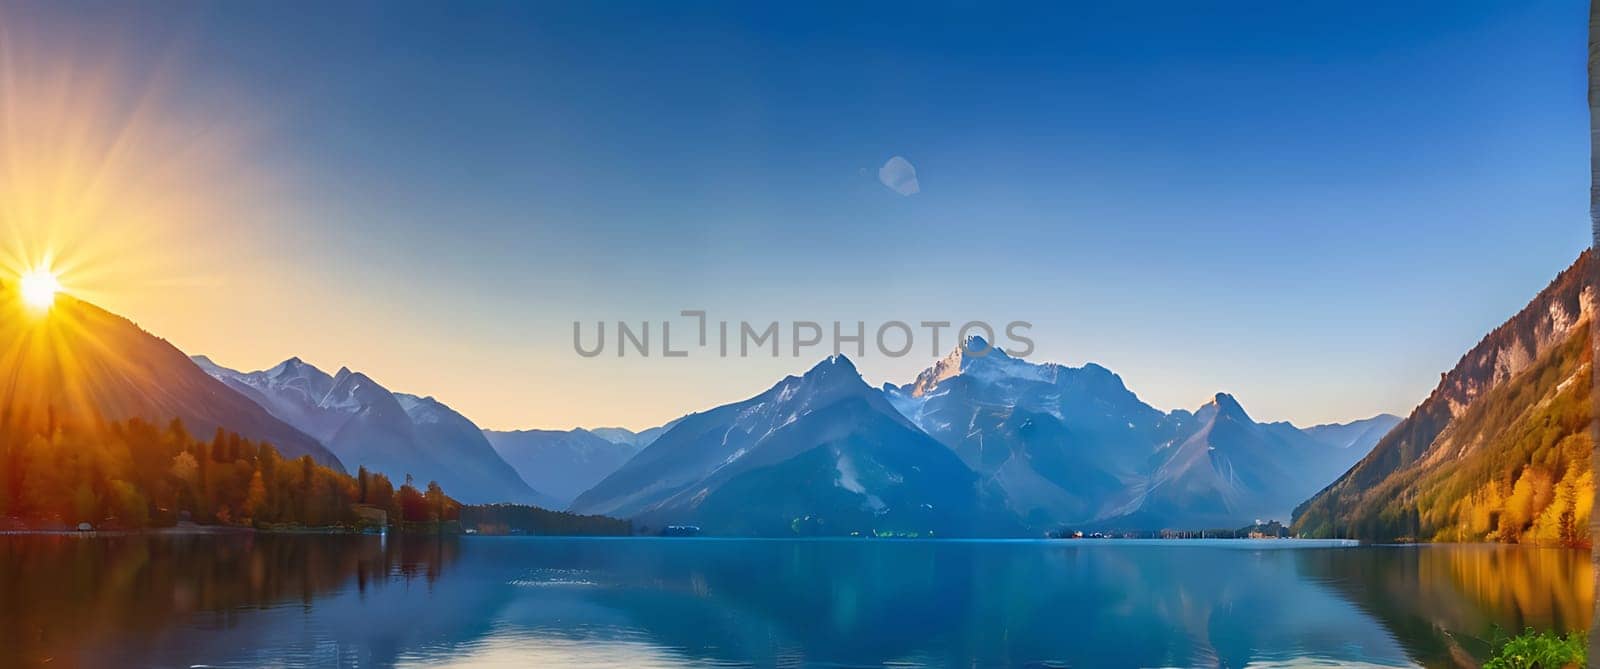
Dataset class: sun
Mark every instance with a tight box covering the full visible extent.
[19,269,62,309]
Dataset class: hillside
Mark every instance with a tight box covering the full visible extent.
[1293,251,1593,546]
[0,288,340,468]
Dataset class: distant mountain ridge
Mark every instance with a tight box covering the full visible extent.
[884,338,1384,530]
[1302,414,1402,452]
[588,423,678,449]
[567,346,1393,535]
[481,418,682,508]
[483,428,643,508]
[0,290,340,468]
[182,333,1400,533]
[1109,392,1364,529]
[195,356,552,506]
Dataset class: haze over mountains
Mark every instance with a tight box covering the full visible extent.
[481,418,686,507]
[482,429,644,507]
[587,425,676,450]
[1302,414,1403,452]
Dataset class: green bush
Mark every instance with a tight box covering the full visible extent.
[1484,628,1586,669]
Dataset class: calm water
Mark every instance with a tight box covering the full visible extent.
[0,535,1589,668]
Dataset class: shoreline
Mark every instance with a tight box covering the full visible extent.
[1,531,1588,551]
[0,522,388,537]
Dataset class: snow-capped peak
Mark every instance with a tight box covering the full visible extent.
[907,337,1057,397]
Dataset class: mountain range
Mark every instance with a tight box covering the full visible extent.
[882,339,1390,530]
[187,336,1403,533]
[194,356,553,506]
[565,346,1396,534]
[571,355,1018,536]
[5,273,1477,537]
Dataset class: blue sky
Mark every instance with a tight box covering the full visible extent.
[9,0,1591,429]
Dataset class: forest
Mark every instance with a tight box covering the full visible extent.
[1294,321,1593,547]
[0,413,460,531]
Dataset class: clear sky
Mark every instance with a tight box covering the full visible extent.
[1,0,1590,431]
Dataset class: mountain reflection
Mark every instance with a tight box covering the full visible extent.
[0,536,1588,668]
[1298,545,1592,666]
[0,534,462,667]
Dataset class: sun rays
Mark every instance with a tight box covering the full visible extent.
[0,9,294,431]
[0,11,276,317]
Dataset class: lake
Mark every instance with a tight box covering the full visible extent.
[0,535,1589,667]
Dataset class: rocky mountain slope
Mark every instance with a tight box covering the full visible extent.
[1293,251,1593,546]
